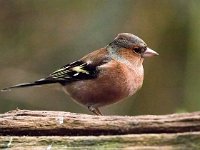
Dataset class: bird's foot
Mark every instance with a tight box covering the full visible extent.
[88,106,103,115]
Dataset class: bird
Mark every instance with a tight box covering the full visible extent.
[1,33,158,115]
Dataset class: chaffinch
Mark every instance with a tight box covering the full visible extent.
[1,33,158,115]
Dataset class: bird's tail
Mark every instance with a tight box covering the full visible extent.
[1,78,60,92]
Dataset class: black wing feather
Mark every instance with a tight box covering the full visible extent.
[48,60,99,83]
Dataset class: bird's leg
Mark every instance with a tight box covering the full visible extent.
[88,106,103,115]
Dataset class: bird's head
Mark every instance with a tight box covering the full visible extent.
[108,33,159,58]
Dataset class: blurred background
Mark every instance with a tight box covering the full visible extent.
[0,0,199,115]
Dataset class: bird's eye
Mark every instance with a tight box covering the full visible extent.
[133,47,141,54]
[118,37,124,40]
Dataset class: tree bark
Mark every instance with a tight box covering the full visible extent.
[1,132,200,149]
[1,109,200,149]
[1,109,200,136]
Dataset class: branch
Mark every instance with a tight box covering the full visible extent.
[1,132,200,149]
[1,109,200,136]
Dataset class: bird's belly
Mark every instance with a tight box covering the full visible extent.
[63,81,127,107]
[63,66,143,108]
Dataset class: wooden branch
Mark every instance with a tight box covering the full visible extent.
[1,132,200,149]
[1,109,200,149]
[1,109,200,136]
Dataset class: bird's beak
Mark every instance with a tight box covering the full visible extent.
[142,47,159,57]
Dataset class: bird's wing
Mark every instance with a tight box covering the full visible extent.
[48,58,110,84]
[48,60,98,82]
[48,49,110,84]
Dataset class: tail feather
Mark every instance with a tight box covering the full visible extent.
[1,78,60,92]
